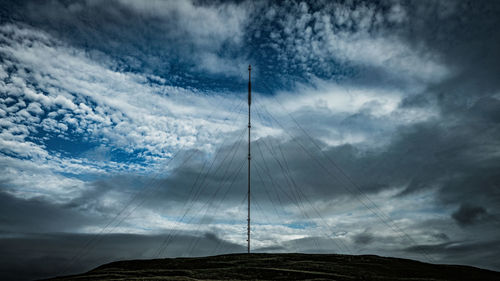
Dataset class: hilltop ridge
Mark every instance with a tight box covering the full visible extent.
[44,253,500,280]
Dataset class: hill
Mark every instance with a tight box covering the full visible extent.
[44,253,500,280]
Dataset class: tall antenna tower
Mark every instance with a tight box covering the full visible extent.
[247,65,251,254]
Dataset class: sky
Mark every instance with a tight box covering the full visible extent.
[0,0,499,280]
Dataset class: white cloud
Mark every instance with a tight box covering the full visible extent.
[253,79,438,148]
[267,1,450,84]
[0,155,86,202]
[276,83,401,117]
[26,102,44,115]
[0,23,245,158]
[118,0,247,47]
[117,0,250,76]
[0,23,249,201]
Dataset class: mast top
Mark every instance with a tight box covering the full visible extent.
[248,65,251,106]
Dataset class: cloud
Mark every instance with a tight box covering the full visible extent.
[452,204,487,226]
[0,22,250,201]
[117,0,248,46]
[253,79,439,149]
[4,0,251,80]
[116,0,251,77]
[353,230,374,245]
[0,156,88,202]
[250,0,450,89]
[0,191,94,233]
[0,231,245,281]
[1,25,248,168]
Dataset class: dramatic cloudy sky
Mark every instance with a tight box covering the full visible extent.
[1,0,500,280]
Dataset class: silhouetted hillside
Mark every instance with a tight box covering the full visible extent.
[44,253,500,280]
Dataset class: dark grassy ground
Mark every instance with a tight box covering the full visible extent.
[43,253,500,280]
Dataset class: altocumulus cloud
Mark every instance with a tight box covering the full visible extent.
[1,0,500,280]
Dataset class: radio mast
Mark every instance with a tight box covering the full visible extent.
[247,65,251,254]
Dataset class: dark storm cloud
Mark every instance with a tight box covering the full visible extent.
[392,0,500,137]
[0,232,244,281]
[135,142,250,210]
[0,175,246,281]
[401,0,500,90]
[452,204,487,226]
[128,134,361,213]
[432,232,450,242]
[353,231,374,245]
[0,191,95,233]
